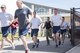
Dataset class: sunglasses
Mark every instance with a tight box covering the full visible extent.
[1,7,5,9]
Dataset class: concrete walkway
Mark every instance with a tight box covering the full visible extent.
[0,37,73,53]
[66,44,80,53]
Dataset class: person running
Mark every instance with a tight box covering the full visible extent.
[51,8,62,47]
[14,0,31,53]
[60,17,68,44]
[0,5,15,50]
[43,17,54,46]
[10,21,18,42]
[30,11,41,48]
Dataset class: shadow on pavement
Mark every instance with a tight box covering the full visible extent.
[4,38,73,53]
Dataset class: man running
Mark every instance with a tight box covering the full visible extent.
[51,8,62,47]
[60,17,68,44]
[14,0,31,53]
[43,17,54,46]
[0,5,15,50]
[30,11,41,48]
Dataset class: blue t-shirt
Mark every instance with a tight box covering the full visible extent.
[14,7,31,29]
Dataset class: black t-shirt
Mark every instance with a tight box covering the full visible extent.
[44,21,52,29]
[14,7,31,29]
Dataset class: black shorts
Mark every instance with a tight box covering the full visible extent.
[11,28,17,35]
[61,29,67,34]
[69,29,71,34]
[31,29,39,37]
[19,26,28,37]
[1,26,10,37]
[53,26,60,34]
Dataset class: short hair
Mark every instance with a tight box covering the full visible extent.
[16,0,23,3]
[54,8,58,10]
[33,11,36,14]
[1,5,6,8]
[62,17,65,19]
[47,17,50,19]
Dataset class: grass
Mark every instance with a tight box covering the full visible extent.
[0,32,44,41]
[0,33,31,41]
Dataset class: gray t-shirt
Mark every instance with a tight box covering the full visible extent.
[14,7,31,29]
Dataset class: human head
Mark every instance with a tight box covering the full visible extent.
[54,8,58,15]
[0,5,6,12]
[62,17,65,21]
[32,11,36,18]
[16,0,23,9]
[47,17,50,21]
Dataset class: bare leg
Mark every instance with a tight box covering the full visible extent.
[32,36,37,44]
[0,38,4,50]
[5,37,15,49]
[0,37,15,50]
[32,35,39,48]
[20,36,29,50]
[11,35,14,42]
[62,33,65,44]
[56,33,61,45]
[46,36,50,45]
[5,37,13,44]
[52,33,58,46]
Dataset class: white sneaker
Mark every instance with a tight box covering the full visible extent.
[12,43,15,50]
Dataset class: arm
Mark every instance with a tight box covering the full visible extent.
[50,21,53,28]
[43,22,46,29]
[26,19,30,26]
[60,16,63,27]
[9,14,13,25]
[26,9,32,26]
[38,18,42,26]
[50,16,54,26]
[29,19,32,29]
[60,21,64,27]
[27,9,32,19]
[15,21,18,27]
[14,10,18,23]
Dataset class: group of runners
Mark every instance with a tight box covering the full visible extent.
[0,0,71,53]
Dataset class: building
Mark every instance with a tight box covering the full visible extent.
[23,1,70,22]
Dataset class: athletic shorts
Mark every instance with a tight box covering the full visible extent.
[31,29,39,37]
[11,28,17,35]
[44,28,52,37]
[19,26,28,37]
[1,26,10,37]
[53,26,60,34]
[61,29,67,34]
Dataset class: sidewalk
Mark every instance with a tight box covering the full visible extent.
[0,37,73,53]
[66,44,80,53]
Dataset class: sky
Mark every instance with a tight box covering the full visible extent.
[0,0,80,14]
[0,0,17,15]
[23,0,80,10]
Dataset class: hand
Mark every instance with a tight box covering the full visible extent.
[12,24,16,28]
[61,26,64,28]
